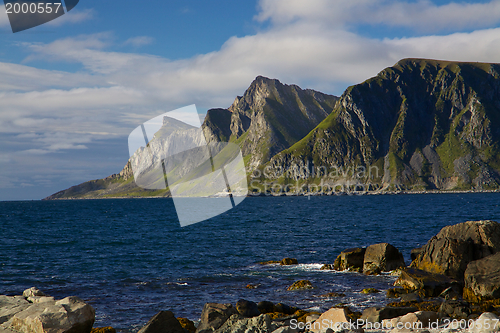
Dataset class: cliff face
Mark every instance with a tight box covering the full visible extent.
[204,76,338,170]
[46,77,336,199]
[264,59,500,191]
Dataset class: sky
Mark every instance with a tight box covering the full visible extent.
[2,0,500,200]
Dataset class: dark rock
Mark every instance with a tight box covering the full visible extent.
[400,292,422,302]
[439,300,471,319]
[137,311,184,333]
[280,258,298,265]
[320,264,334,270]
[333,248,366,272]
[257,301,274,314]
[411,220,500,280]
[363,243,405,274]
[411,247,424,261]
[273,303,293,315]
[438,285,463,300]
[196,303,238,333]
[361,306,418,323]
[464,252,500,301]
[235,299,260,317]
[394,267,457,297]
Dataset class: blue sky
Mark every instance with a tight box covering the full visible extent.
[2,0,500,200]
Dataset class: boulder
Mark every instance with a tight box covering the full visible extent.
[280,258,298,266]
[22,288,45,298]
[319,264,333,270]
[235,300,259,318]
[411,220,500,280]
[215,314,277,333]
[177,318,195,332]
[4,296,95,333]
[273,303,294,315]
[363,243,405,274]
[470,312,500,333]
[438,300,470,319]
[310,308,360,333]
[399,293,422,303]
[196,303,238,333]
[464,252,500,301]
[137,311,184,333]
[333,248,366,272]
[410,247,423,261]
[361,306,418,323]
[394,267,456,297]
[286,280,313,291]
[257,301,274,314]
[0,296,30,324]
[387,311,440,329]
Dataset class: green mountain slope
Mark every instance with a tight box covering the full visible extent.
[262,59,500,192]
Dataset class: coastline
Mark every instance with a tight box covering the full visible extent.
[40,188,500,200]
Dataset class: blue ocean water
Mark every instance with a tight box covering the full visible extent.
[1,194,500,331]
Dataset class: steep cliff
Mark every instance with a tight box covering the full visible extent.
[263,59,500,191]
[45,77,337,199]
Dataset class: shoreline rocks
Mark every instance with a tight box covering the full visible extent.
[5,220,500,333]
[0,288,95,333]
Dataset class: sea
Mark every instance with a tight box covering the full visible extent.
[1,193,500,331]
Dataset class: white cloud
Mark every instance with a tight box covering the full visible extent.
[124,36,155,47]
[256,0,500,33]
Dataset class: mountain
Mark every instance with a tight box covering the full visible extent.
[45,77,338,199]
[262,59,500,192]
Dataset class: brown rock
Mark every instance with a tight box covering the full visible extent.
[394,267,456,297]
[411,220,500,280]
[235,299,260,317]
[138,311,184,333]
[195,303,237,333]
[287,280,313,291]
[464,252,500,301]
[177,318,195,332]
[363,243,405,274]
[280,258,298,265]
[333,248,366,272]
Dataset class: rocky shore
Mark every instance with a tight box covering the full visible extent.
[2,220,500,333]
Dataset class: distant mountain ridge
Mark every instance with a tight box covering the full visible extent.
[45,77,338,199]
[45,59,500,199]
